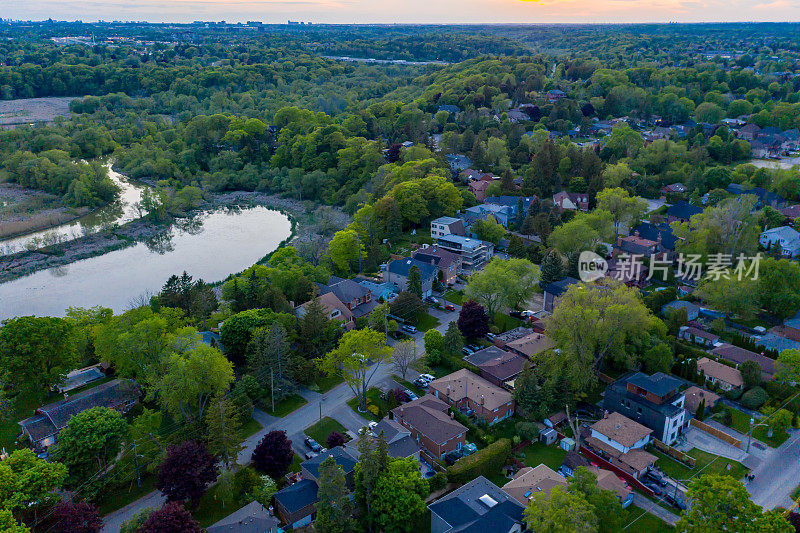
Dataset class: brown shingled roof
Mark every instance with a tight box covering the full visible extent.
[391,395,467,445]
[428,369,513,411]
[697,357,744,388]
[590,412,652,448]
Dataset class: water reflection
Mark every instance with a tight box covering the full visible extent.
[0,205,292,319]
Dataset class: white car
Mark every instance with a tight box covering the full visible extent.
[419,373,435,382]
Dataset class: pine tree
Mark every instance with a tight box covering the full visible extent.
[204,395,244,469]
[354,430,389,532]
[443,321,464,358]
[407,265,422,298]
[539,249,564,287]
[316,456,354,533]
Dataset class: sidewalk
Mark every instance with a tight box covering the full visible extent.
[631,493,680,526]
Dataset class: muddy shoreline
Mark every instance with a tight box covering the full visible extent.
[0,191,346,284]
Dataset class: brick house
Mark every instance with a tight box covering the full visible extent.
[710,343,776,381]
[678,326,720,347]
[427,369,515,425]
[553,191,589,211]
[391,396,467,458]
[463,346,526,387]
[697,357,744,391]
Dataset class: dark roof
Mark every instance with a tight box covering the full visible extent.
[562,450,591,471]
[324,276,371,303]
[206,501,278,533]
[632,222,678,250]
[726,184,785,206]
[469,351,526,382]
[386,258,438,280]
[626,372,682,398]
[544,277,579,297]
[273,479,318,514]
[710,344,776,379]
[428,476,524,532]
[392,396,467,444]
[301,447,357,480]
[463,346,510,366]
[33,379,138,432]
[666,201,703,221]
[484,196,537,215]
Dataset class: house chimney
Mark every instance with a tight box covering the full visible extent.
[450,411,455,419]
[480,395,485,406]
[603,410,609,419]
[634,230,640,238]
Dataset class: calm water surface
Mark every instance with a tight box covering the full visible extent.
[0,206,292,319]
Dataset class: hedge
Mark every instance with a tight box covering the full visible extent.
[447,438,512,484]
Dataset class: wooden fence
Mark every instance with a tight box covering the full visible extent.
[652,438,697,468]
[690,419,741,447]
[598,372,615,384]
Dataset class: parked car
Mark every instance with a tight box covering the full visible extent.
[646,483,663,496]
[304,437,323,453]
[486,333,496,341]
[304,451,318,460]
[644,471,668,487]
[424,470,437,479]
[444,304,456,312]
[413,377,428,388]
[468,344,481,352]
[444,450,462,465]
[401,324,417,334]
[426,296,438,305]
[461,347,474,355]
[404,389,418,401]
[419,373,435,382]
[664,493,687,510]
[366,421,378,433]
[509,310,524,319]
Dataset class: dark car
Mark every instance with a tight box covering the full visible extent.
[644,471,668,487]
[304,437,322,453]
[647,483,663,496]
[444,451,462,466]
[664,493,688,510]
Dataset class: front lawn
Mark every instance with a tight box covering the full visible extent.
[97,475,157,516]
[346,387,388,422]
[417,312,441,332]
[239,414,262,439]
[653,447,749,481]
[444,289,464,305]
[305,417,350,445]
[315,373,344,393]
[493,312,526,333]
[258,393,307,418]
[517,441,567,470]
[723,407,789,448]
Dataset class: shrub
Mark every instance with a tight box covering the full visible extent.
[326,432,346,448]
[429,471,447,492]
[723,408,733,426]
[515,421,540,442]
[447,438,512,484]
[741,387,768,410]
[368,404,380,416]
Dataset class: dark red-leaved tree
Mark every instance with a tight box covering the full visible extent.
[387,143,401,163]
[251,430,294,479]
[52,501,103,533]
[157,440,219,505]
[326,432,346,448]
[138,502,202,533]
[457,300,489,340]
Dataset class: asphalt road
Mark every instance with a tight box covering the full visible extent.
[102,299,462,532]
[747,428,800,510]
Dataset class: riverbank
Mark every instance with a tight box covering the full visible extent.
[0,190,346,284]
[0,183,91,240]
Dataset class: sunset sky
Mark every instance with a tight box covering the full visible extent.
[5,0,800,24]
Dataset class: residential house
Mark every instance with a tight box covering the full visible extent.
[429,476,525,533]
[469,180,491,202]
[318,275,376,319]
[678,326,720,347]
[483,196,537,224]
[430,216,466,239]
[446,154,472,174]
[543,277,580,313]
[506,332,555,360]
[697,357,744,391]
[463,347,526,388]
[759,226,800,257]
[613,232,673,262]
[559,453,634,507]
[428,369,515,425]
[753,333,800,354]
[57,364,105,393]
[602,372,688,446]
[301,447,357,489]
[391,395,468,458]
[737,123,761,141]
[662,300,700,321]
[460,169,487,183]
[660,183,687,195]
[710,344,776,381]
[356,279,397,302]
[783,310,800,342]
[585,412,657,479]
[553,191,589,212]
[296,292,354,328]
[206,501,280,533]
[751,138,781,159]
[412,246,462,285]
[727,184,786,208]
[779,205,800,222]
[19,379,140,450]
[435,234,493,270]
[464,203,515,228]
[272,480,318,529]
[665,201,703,224]
[493,327,536,350]
[547,89,567,102]
[683,386,721,417]
[383,257,438,298]
[502,464,568,505]
[363,418,420,460]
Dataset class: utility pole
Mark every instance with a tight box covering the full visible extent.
[319,397,324,421]
[747,417,754,453]
[132,440,142,486]
[271,370,275,413]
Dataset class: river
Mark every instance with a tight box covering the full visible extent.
[0,166,146,255]
[0,205,292,320]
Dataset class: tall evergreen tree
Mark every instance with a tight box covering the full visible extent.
[204,395,244,469]
[407,265,422,298]
[539,249,564,287]
[316,456,354,533]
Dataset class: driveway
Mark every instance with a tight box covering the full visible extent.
[103,301,462,532]
[631,493,680,526]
